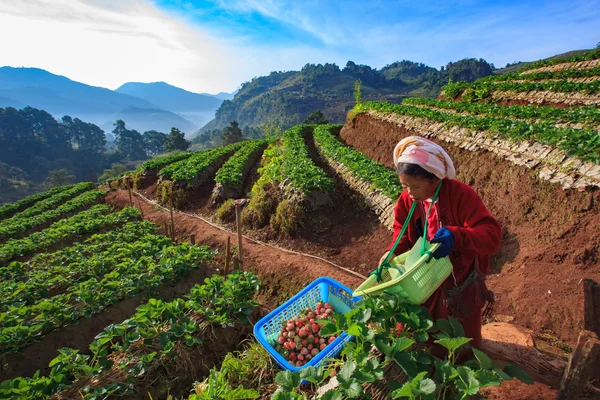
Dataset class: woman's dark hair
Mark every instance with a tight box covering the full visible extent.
[396,162,437,181]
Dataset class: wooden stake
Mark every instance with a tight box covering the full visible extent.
[557,331,600,399]
[164,223,170,238]
[169,196,175,242]
[137,199,144,219]
[235,204,243,270]
[128,182,133,206]
[584,279,600,337]
[90,171,97,188]
[190,235,195,245]
[224,236,231,276]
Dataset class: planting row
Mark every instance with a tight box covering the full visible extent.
[0,183,78,220]
[403,97,600,128]
[442,79,600,100]
[0,227,213,355]
[0,205,141,266]
[215,140,269,186]
[0,221,160,310]
[0,271,260,400]
[313,124,402,199]
[4,182,95,222]
[140,151,193,172]
[362,101,600,163]
[280,125,333,196]
[518,48,600,73]
[159,142,245,186]
[0,189,105,242]
[480,66,600,83]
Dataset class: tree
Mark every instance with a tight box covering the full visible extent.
[304,110,329,125]
[112,120,147,160]
[43,169,74,189]
[221,121,243,145]
[143,130,167,156]
[164,127,190,152]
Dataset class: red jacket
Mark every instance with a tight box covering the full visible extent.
[386,179,502,319]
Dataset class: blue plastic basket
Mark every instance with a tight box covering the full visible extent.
[254,277,360,372]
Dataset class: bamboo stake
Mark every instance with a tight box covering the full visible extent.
[169,195,175,242]
[224,236,231,275]
[235,203,243,270]
[128,182,133,206]
[136,199,144,219]
[190,235,195,245]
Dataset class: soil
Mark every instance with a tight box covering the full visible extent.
[340,113,600,345]
[0,267,216,382]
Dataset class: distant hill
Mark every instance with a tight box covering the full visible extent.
[494,49,592,75]
[200,91,235,100]
[100,107,197,135]
[0,67,199,135]
[115,81,223,112]
[195,58,495,135]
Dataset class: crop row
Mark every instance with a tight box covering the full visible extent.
[480,66,600,83]
[0,221,161,311]
[0,183,78,220]
[0,189,106,242]
[281,125,333,195]
[402,97,600,128]
[7,182,95,221]
[442,79,600,100]
[519,48,600,73]
[0,205,141,266]
[159,142,245,184]
[140,151,193,172]
[215,140,269,186]
[313,124,402,199]
[362,101,600,163]
[0,271,259,400]
[0,236,213,355]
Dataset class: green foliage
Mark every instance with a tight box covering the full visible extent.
[403,97,600,128]
[223,121,244,146]
[216,199,237,223]
[243,146,281,229]
[164,127,191,152]
[363,101,600,163]
[42,169,74,189]
[113,119,147,160]
[443,79,600,100]
[0,183,78,219]
[0,205,140,266]
[313,125,402,199]
[481,66,600,82]
[273,293,533,400]
[142,130,167,156]
[141,151,193,171]
[304,110,329,125]
[0,187,105,241]
[353,79,363,109]
[159,142,245,185]
[215,140,268,186]
[517,47,600,73]
[270,200,303,235]
[97,163,132,184]
[280,125,333,196]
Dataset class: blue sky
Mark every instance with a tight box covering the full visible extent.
[0,0,598,93]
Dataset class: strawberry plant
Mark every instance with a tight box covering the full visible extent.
[0,188,105,241]
[0,183,78,220]
[141,151,193,171]
[314,124,402,199]
[0,205,141,266]
[280,125,333,196]
[403,98,600,127]
[272,293,533,399]
[442,79,600,99]
[363,101,600,163]
[518,48,600,73]
[215,140,269,186]
[479,66,600,83]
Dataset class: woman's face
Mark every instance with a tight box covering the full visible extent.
[399,174,440,202]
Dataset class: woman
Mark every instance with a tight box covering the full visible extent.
[381,136,501,349]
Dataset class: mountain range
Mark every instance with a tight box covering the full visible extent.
[0,67,232,136]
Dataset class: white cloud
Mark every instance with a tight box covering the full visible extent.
[0,0,326,93]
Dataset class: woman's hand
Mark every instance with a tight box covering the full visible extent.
[431,227,454,259]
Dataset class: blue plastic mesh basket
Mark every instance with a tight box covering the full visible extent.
[254,277,360,372]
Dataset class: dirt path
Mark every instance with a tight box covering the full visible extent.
[106,191,365,306]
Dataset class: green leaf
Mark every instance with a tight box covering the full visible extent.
[434,318,453,336]
[342,381,363,398]
[391,381,415,399]
[418,378,437,395]
[434,337,471,354]
[319,323,339,337]
[475,370,502,388]
[503,364,534,384]
[472,347,493,370]
[274,370,301,391]
[448,317,466,338]
[493,368,512,380]
[337,360,357,385]
[455,366,480,396]
[393,337,415,353]
[393,352,418,378]
[320,390,343,400]
[346,324,363,336]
